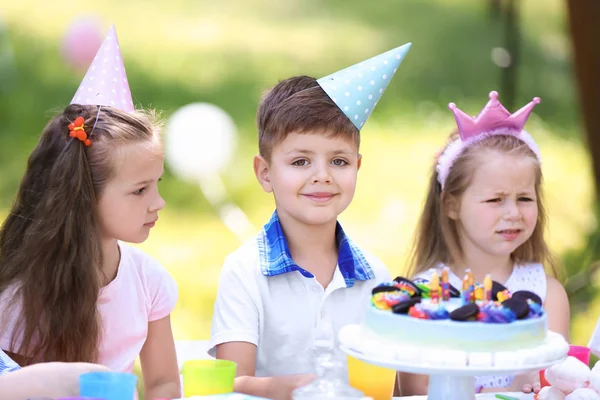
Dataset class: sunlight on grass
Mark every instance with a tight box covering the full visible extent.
[2,1,390,88]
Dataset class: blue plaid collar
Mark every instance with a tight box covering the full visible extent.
[0,349,20,375]
[257,210,375,287]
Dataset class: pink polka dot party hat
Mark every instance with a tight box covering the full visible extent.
[70,25,134,112]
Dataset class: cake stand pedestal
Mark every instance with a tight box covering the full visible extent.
[341,345,563,400]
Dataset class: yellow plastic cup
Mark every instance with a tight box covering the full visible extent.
[181,359,237,396]
[347,355,395,400]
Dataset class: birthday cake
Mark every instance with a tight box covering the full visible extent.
[338,269,569,367]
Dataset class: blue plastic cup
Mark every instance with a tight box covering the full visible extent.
[79,371,138,400]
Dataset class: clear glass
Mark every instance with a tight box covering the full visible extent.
[293,339,366,400]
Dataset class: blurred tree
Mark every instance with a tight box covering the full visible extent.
[488,0,520,110]
[489,0,503,18]
[566,0,600,198]
[0,19,17,95]
[500,0,519,110]
[564,1,600,327]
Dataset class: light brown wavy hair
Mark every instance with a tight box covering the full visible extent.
[257,75,360,161]
[407,133,558,279]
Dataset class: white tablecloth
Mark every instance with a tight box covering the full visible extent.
[394,393,534,399]
[178,391,534,399]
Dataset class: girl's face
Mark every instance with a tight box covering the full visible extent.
[97,142,165,244]
[448,150,539,262]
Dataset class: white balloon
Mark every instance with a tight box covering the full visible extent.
[165,103,237,181]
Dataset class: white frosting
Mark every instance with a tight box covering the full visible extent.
[590,361,600,392]
[494,351,519,368]
[546,356,591,392]
[565,388,600,400]
[469,352,493,367]
[338,324,568,368]
[538,386,567,400]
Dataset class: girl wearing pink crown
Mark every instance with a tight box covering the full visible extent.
[0,26,180,399]
[398,91,570,396]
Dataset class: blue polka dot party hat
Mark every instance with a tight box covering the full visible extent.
[317,42,411,130]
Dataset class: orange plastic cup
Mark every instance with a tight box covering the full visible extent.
[540,345,591,388]
[347,355,395,400]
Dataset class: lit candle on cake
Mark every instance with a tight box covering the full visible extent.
[461,272,470,305]
[483,274,492,303]
[441,267,450,301]
[430,271,440,303]
[467,269,475,287]
[467,269,476,303]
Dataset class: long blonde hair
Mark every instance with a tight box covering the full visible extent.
[407,133,557,279]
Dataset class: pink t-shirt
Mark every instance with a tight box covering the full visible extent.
[0,242,178,373]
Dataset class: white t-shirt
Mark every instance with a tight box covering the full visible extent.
[208,215,391,377]
[415,263,547,302]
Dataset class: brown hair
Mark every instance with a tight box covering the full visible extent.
[0,104,161,365]
[408,133,557,279]
[257,75,360,160]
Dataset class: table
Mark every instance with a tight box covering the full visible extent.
[395,393,534,400]
[177,393,534,399]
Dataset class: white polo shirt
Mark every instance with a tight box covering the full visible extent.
[208,211,390,377]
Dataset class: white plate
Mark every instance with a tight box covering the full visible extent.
[342,345,564,376]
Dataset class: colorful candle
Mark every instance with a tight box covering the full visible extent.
[469,286,475,303]
[441,267,450,301]
[430,271,440,303]
[461,272,470,305]
[483,274,493,303]
[467,269,475,288]
[474,284,484,301]
[467,269,476,303]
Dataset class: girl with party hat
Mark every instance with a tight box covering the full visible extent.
[398,91,570,395]
[0,26,180,399]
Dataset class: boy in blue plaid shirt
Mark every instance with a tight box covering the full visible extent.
[209,44,411,400]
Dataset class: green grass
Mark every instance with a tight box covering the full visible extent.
[1,0,599,394]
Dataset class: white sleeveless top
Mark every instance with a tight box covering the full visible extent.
[415,263,547,303]
[415,263,547,390]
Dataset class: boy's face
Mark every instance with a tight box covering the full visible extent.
[254,131,361,227]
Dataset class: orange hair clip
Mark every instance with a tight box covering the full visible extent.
[68,116,91,147]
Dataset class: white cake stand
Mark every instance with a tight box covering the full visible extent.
[341,345,564,400]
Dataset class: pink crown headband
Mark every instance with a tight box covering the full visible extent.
[436,91,542,188]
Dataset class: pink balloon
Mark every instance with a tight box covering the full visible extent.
[61,16,104,70]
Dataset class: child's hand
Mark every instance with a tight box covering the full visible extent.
[510,370,541,394]
[267,373,316,400]
[522,382,541,394]
[26,362,110,397]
